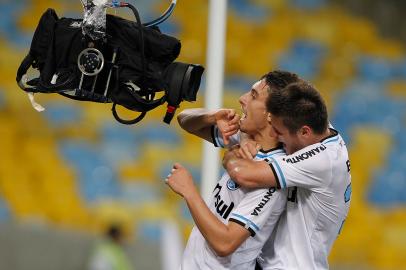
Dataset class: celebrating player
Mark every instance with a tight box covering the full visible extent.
[165,71,301,269]
[223,81,352,269]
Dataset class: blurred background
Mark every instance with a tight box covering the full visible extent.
[0,0,405,269]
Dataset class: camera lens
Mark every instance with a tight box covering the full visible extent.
[164,62,204,105]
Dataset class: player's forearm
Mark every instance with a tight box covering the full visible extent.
[224,152,277,189]
[183,191,242,256]
[177,108,217,141]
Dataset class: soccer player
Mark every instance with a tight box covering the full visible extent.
[165,71,301,269]
[223,82,352,270]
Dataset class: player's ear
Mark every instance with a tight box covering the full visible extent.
[299,125,312,138]
[267,113,272,124]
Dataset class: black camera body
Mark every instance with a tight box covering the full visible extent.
[16,4,204,124]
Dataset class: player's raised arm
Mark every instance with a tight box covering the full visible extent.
[165,163,250,256]
[177,108,240,145]
[223,146,278,189]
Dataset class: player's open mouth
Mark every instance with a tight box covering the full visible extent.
[240,107,247,122]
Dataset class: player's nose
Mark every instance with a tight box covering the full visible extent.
[239,92,247,106]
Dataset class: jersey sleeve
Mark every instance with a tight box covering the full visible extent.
[268,143,332,190]
[211,125,240,148]
[228,188,287,237]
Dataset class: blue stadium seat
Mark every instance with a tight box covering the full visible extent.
[99,122,140,167]
[81,172,121,202]
[159,162,201,187]
[156,20,180,36]
[279,55,319,80]
[130,0,161,22]
[278,40,325,80]
[331,80,405,143]
[229,0,270,22]
[180,201,193,223]
[395,58,406,78]
[42,102,83,127]
[291,40,325,58]
[0,196,10,221]
[120,182,160,205]
[100,142,139,169]
[137,121,182,145]
[59,140,104,165]
[369,169,406,206]
[357,57,396,82]
[137,220,162,243]
[0,1,32,47]
[386,149,406,172]
[225,75,257,93]
[290,0,326,9]
[394,127,406,149]
[100,121,139,143]
[59,140,121,202]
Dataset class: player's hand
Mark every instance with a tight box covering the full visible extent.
[165,163,198,198]
[214,109,240,145]
[238,140,260,159]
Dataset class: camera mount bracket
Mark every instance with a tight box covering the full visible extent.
[77,48,105,76]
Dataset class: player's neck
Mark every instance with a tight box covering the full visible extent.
[309,128,332,145]
[253,132,279,151]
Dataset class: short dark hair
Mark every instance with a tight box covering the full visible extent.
[261,70,302,92]
[266,82,328,134]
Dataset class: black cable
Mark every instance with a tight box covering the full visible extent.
[123,3,146,80]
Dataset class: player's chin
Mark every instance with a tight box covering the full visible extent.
[239,124,248,134]
[240,117,248,127]
[240,126,254,136]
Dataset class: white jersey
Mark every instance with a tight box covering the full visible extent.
[259,129,352,270]
[180,126,287,270]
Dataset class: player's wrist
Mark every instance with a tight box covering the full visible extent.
[214,108,231,122]
[213,109,223,123]
[183,186,200,202]
[204,110,219,125]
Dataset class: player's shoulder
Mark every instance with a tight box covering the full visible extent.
[284,142,329,164]
[320,128,349,162]
[320,128,344,147]
[278,142,332,180]
[284,129,343,162]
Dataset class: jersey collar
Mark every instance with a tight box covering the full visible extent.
[259,143,284,154]
[320,128,339,143]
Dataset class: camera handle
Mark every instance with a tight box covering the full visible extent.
[112,103,147,125]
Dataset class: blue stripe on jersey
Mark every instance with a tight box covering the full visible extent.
[211,126,219,147]
[231,213,259,231]
[269,157,287,189]
[214,126,224,148]
[338,219,345,235]
[323,135,339,144]
[255,150,285,159]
